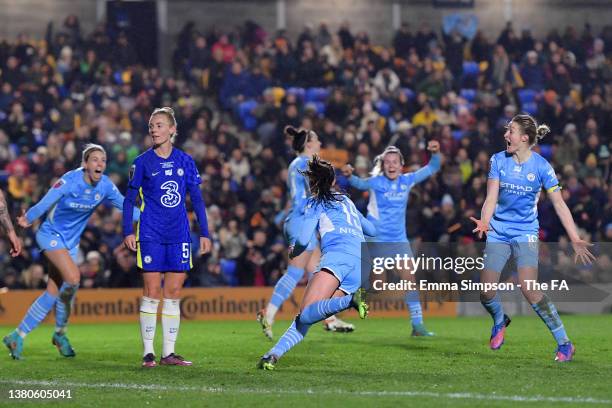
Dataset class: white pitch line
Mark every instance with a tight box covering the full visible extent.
[1,379,611,405]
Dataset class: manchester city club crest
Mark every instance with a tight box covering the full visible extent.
[527,173,535,181]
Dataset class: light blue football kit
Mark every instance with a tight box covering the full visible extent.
[485,151,560,272]
[27,168,135,261]
[265,194,375,359]
[14,168,138,344]
[292,195,376,294]
[349,154,441,244]
[284,155,318,250]
[349,154,440,328]
[482,150,570,348]
[268,155,318,311]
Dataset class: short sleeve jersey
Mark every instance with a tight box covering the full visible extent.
[488,151,560,232]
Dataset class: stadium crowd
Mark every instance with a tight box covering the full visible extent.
[0,15,610,289]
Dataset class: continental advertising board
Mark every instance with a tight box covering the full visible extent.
[0,288,456,325]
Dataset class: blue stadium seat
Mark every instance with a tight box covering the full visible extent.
[538,144,553,160]
[401,87,415,100]
[243,116,257,131]
[460,88,476,103]
[306,101,325,116]
[452,130,465,140]
[238,100,258,130]
[375,100,392,117]
[113,71,123,85]
[305,87,330,103]
[220,259,239,286]
[522,102,538,115]
[238,99,258,118]
[462,61,479,77]
[518,89,537,104]
[286,87,305,100]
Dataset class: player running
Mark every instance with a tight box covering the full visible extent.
[342,141,441,336]
[257,126,353,340]
[258,155,374,370]
[470,114,595,362]
[123,107,211,368]
[3,144,138,359]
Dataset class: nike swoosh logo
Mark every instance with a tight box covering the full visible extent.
[152,172,160,176]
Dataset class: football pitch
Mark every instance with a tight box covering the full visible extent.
[1,315,611,407]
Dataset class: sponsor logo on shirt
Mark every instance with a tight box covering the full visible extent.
[69,202,96,210]
[500,181,533,195]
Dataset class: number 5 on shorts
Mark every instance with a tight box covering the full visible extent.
[182,243,190,259]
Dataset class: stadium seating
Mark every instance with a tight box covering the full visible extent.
[460,89,477,103]
[238,100,259,130]
[305,87,330,103]
[462,61,480,77]
[518,89,538,104]
[375,100,392,117]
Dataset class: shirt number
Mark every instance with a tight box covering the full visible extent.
[340,201,361,228]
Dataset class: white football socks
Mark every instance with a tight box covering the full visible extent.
[162,298,181,358]
[139,296,159,357]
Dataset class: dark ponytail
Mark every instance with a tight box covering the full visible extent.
[286,125,311,153]
[301,155,341,205]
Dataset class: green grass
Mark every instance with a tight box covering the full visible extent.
[1,315,612,407]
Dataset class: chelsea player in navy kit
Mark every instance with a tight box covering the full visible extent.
[470,114,595,362]
[123,107,211,368]
[4,144,138,360]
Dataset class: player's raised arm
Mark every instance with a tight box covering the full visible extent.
[0,190,22,257]
[405,140,441,184]
[342,164,373,190]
